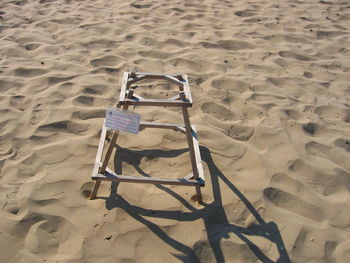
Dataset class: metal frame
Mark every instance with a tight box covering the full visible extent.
[89,72,205,202]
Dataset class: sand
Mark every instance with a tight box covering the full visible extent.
[1,0,350,262]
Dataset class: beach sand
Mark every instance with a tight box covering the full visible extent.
[1,0,350,262]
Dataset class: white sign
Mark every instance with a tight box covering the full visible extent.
[105,108,140,134]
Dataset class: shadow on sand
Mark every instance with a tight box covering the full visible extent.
[97,145,291,263]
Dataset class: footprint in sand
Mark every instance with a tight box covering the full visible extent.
[305,141,331,159]
[24,215,80,256]
[193,238,262,262]
[342,109,350,123]
[2,199,21,217]
[72,109,105,120]
[90,55,121,68]
[250,93,286,102]
[90,67,119,75]
[302,122,322,137]
[227,125,254,141]
[334,240,350,262]
[284,109,301,121]
[73,95,95,107]
[82,84,108,95]
[334,138,350,152]
[288,159,350,199]
[14,153,43,181]
[306,141,350,170]
[23,43,41,51]
[316,30,347,40]
[315,105,347,121]
[234,9,257,17]
[192,240,214,262]
[47,76,77,85]
[0,79,23,93]
[200,39,255,51]
[130,3,152,9]
[82,39,117,50]
[9,95,30,111]
[79,182,95,198]
[211,77,250,93]
[14,67,48,78]
[160,38,188,49]
[138,50,172,60]
[263,187,325,222]
[37,120,88,135]
[30,102,47,126]
[278,51,315,61]
[201,102,239,121]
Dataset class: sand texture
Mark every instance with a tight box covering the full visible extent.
[1,0,350,262]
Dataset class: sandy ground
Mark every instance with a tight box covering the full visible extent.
[1,0,350,262]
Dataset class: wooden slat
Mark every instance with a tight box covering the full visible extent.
[127,74,148,85]
[89,180,101,200]
[182,106,199,179]
[125,89,143,100]
[139,121,185,133]
[182,105,203,201]
[183,74,193,104]
[119,98,192,107]
[184,172,194,180]
[132,93,144,100]
[127,88,134,99]
[125,91,181,102]
[92,169,202,186]
[119,72,129,102]
[89,120,108,200]
[168,94,180,101]
[91,120,107,178]
[179,91,186,100]
[127,73,185,87]
[164,75,185,87]
[132,72,179,77]
[126,90,180,102]
[127,74,167,85]
[99,103,128,174]
[191,125,205,184]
